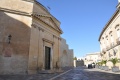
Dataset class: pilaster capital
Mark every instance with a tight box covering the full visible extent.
[31,23,44,32]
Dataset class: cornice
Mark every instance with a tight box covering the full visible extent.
[98,9,119,41]
[117,3,120,8]
[32,23,61,39]
[34,1,49,13]
[43,38,54,45]
[31,23,44,32]
[22,0,35,3]
[0,7,31,16]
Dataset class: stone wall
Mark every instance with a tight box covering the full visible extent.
[0,12,32,74]
[76,60,84,67]
[60,38,74,67]
[68,49,74,67]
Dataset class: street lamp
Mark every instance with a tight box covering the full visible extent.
[8,34,12,44]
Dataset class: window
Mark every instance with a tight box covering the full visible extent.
[110,35,113,43]
[117,29,120,37]
[115,24,120,38]
[106,36,109,46]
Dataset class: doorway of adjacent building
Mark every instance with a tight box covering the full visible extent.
[45,46,51,70]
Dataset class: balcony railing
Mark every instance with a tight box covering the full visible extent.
[110,42,115,48]
[101,38,120,52]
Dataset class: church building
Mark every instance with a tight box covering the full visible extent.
[0,0,66,74]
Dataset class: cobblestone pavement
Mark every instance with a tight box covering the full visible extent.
[51,67,120,80]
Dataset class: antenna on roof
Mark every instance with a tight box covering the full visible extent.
[46,6,51,12]
[47,6,51,10]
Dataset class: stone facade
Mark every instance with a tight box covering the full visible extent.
[0,0,64,74]
[60,38,74,67]
[98,1,120,69]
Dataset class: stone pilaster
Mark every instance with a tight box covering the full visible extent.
[28,24,44,74]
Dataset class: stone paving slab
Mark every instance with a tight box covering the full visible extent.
[0,67,73,80]
[0,67,120,80]
[0,73,60,80]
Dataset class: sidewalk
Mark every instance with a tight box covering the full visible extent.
[85,67,120,74]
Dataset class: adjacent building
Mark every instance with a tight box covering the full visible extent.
[0,0,73,74]
[84,52,101,67]
[98,0,120,68]
[98,5,120,60]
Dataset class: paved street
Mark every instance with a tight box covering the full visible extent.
[0,67,120,80]
[50,67,120,80]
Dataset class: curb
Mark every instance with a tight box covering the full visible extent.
[49,69,72,80]
[92,68,120,74]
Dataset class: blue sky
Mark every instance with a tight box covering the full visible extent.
[38,0,118,58]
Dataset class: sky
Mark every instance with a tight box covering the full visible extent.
[38,0,118,58]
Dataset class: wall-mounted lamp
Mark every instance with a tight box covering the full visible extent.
[8,34,12,44]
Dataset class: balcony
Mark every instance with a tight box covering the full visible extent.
[116,37,120,45]
[110,42,115,48]
[105,42,118,51]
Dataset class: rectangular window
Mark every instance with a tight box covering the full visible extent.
[117,29,120,37]
[111,35,113,42]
